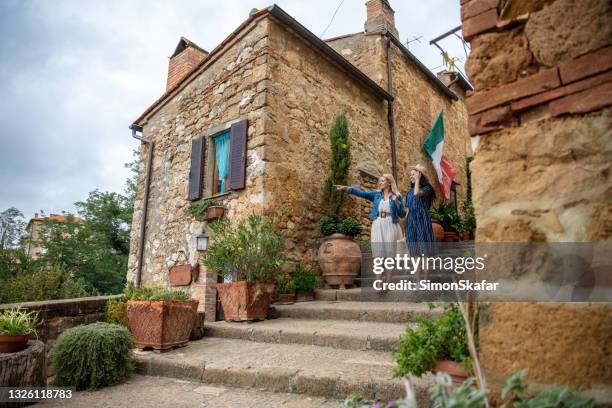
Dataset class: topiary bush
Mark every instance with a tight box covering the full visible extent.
[51,322,133,390]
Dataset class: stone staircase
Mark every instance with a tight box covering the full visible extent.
[134,290,440,406]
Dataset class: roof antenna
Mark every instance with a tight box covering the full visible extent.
[405,35,422,50]
[320,0,346,38]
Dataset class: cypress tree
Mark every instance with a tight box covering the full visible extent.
[323,113,351,215]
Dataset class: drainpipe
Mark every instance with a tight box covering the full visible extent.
[129,123,153,288]
[384,31,398,181]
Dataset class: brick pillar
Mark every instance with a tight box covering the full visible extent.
[364,0,399,38]
[461,0,612,400]
[166,38,208,91]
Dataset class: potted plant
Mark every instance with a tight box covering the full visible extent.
[126,286,198,352]
[317,214,363,289]
[275,274,296,305]
[292,264,317,302]
[187,198,226,221]
[430,202,462,242]
[203,215,286,322]
[392,303,470,388]
[0,308,37,353]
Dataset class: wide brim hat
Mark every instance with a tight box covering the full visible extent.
[409,163,428,177]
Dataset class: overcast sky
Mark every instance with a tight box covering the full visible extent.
[0,0,467,220]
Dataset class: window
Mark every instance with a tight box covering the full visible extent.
[211,131,230,195]
[188,119,248,201]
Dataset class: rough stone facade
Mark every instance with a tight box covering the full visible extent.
[460,0,612,399]
[127,6,470,321]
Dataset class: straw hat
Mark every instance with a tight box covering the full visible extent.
[409,163,428,176]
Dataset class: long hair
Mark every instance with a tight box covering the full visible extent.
[411,173,437,205]
[381,173,400,195]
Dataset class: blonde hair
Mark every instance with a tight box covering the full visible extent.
[381,173,400,195]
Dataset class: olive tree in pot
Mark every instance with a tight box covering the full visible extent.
[203,215,286,322]
[126,285,198,352]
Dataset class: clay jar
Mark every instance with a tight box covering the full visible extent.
[317,233,362,289]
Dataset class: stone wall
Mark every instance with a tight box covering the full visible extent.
[326,33,471,213]
[127,17,272,319]
[460,0,612,399]
[265,19,389,269]
[0,296,119,372]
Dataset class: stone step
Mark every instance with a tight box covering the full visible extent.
[273,300,440,323]
[204,317,412,351]
[134,337,434,405]
[315,288,362,301]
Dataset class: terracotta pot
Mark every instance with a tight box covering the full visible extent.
[444,231,460,242]
[217,281,275,322]
[296,291,314,302]
[431,221,445,242]
[460,232,471,241]
[0,334,31,353]
[317,233,361,289]
[127,300,199,352]
[205,206,225,221]
[276,293,296,305]
[434,360,469,388]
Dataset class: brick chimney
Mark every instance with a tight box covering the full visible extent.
[166,37,208,91]
[365,0,398,38]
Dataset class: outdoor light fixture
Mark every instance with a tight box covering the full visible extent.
[196,231,209,251]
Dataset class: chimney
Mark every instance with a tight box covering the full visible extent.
[365,0,399,38]
[166,37,208,91]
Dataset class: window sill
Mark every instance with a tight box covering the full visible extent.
[203,192,232,201]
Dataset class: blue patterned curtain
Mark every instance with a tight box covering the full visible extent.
[215,132,230,192]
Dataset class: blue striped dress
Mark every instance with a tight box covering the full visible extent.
[405,185,437,256]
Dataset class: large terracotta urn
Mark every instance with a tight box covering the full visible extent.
[317,233,362,289]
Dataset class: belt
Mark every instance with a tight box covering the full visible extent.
[378,212,391,218]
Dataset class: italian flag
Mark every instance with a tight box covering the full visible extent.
[422,111,456,201]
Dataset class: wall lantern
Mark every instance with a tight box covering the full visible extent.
[196,232,209,251]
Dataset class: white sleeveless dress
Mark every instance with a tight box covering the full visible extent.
[370,199,404,258]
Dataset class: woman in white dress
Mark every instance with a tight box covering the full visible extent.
[336,174,405,283]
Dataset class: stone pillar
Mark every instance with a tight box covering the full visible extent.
[460,0,612,401]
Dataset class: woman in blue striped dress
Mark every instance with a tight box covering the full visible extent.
[405,164,437,256]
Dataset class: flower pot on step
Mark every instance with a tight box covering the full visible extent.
[317,233,361,289]
[444,231,460,242]
[127,300,198,352]
[0,334,31,353]
[296,291,314,302]
[217,281,275,322]
[431,221,445,242]
[277,293,296,305]
[205,206,225,221]
[434,360,469,388]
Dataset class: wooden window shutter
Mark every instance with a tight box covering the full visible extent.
[188,136,205,200]
[228,119,248,190]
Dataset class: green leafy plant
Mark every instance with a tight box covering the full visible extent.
[0,308,38,336]
[318,214,363,237]
[129,285,191,301]
[292,264,316,292]
[323,113,351,215]
[430,201,462,233]
[186,198,224,218]
[430,374,486,408]
[51,322,133,390]
[393,303,470,377]
[500,370,595,408]
[358,240,372,254]
[338,393,415,408]
[276,274,296,294]
[105,298,129,327]
[203,215,286,283]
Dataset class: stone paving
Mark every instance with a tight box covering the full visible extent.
[39,374,340,408]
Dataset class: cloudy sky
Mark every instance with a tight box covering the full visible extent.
[0,0,467,220]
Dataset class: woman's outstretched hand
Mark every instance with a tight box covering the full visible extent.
[334,185,348,191]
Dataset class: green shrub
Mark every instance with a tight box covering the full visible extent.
[276,274,296,294]
[323,113,351,215]
[105,298,128,327]
[186,198,224,218]
[318,213,340,236]
[0,308,38,335]
[51,322,133,390]
[203,215,286,283]
[129,286,191,301]
[291,265,316,292]
[338,218,363,237]
[0,266,91,304]
[393,303,470,377]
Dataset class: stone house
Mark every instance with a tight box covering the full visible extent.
[127,1,472,319]
[26,213,85,260]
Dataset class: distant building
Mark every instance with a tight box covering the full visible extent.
[25,213,85,260]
